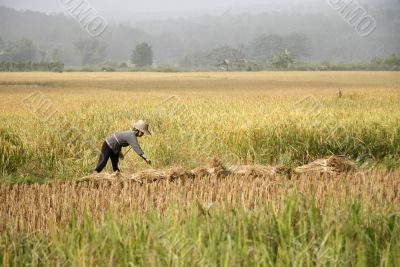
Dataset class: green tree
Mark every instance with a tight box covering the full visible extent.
[286,33,311,58]
[39,50,47,61]
[0,37,4,59]
[181,45,246,68]
[270,50,295,69]
[384,54,400,69]
[1,38,37,62]
[249,34,285,62]
[249,33,310,62]
[131,42,153,68]
[74,38,106,66]
[51,48,60,62]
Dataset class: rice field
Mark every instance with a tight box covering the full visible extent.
[1,71,400,266]
[1,170,399,266]
[1,71,400,183]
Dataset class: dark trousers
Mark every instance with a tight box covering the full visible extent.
[95,141,120,172]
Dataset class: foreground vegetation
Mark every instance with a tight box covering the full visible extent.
[3,170,399,231]
[2,200,399,266]
[1,171,399,266]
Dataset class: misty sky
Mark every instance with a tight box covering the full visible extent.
[0,0,318,13]
[1,0,399,64]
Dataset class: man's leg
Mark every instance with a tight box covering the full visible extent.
[94,141,111,172]
[110,151,120,172]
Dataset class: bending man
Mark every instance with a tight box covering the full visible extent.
[94,120,152,173]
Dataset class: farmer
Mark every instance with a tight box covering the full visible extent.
[94,120,152,173]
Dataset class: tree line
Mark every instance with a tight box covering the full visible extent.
[0,37,63,72]
[1,35,399,72]
[0,35,153,71]
[0,61,64,72]
[181,33,310,69]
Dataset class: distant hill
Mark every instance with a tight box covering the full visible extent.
[0,4,399,66]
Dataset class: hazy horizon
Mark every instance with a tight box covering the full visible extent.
[1,0,398,23]
[0,0,333,22]
[0,0,318,13]
[0,0,399,66]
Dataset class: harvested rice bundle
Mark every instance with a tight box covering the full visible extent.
[76,171,125,182]
[190,166,212,177]
[131,167,195,183]
[207,158,230,177]
[76,173,108,182]
[228,165,286,177]
[164,167,195,181]
[132,169,166,182]
[294,156,355,175]
[190,159,230,177]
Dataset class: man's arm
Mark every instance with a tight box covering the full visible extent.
[126,135,151,164]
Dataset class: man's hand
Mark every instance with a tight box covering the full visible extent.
[118,151,124,160]
[140,154,151,165]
